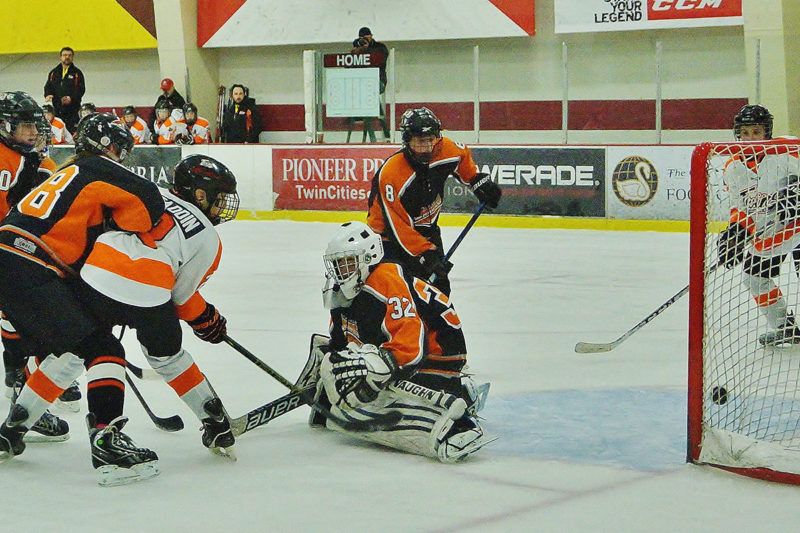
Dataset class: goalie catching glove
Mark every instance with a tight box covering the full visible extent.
[717,222,748,269]
[469,173,502,209]
[187,303,227,344]
[322,343,398,407]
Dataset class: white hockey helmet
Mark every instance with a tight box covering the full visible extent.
[323,221,384,300]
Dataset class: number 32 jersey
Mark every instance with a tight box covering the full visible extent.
[329,262,466,369]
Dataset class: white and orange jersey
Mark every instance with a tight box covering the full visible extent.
[127,116,152,145]
[80,189,221,322]
[176,116,211,144]
[48,117,73,145]
[154,117,178,145]
[724,142,800,257]
[329,262,465,368]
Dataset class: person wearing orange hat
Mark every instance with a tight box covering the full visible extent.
[149,77,185,132]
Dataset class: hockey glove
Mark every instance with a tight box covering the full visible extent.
[187,303,227,344]
[469,173,502,209]
[329,344,397,405]
[419,249,453,281]
[717,223,748,269]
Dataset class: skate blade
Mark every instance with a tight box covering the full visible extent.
[96,461,160,487]
[210,445,237,462]
[24,432,69,443]
[0,450,12,463]
[442,434,499,463]
[54,399,80,413]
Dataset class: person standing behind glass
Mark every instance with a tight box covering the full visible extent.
[44,46,85,133]
[352,27,390,139]
[221,84,261,143]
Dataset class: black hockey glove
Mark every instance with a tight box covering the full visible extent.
[717,223,748,269]
[188,303,227,344]
[419,249,453,281]
[469,173,502,209]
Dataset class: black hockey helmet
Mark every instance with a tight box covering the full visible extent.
[734,104,773,140]
[400,107,442,164]
[122,105,137,117]
[182,102,198,125]
[79,102,97,118]
[154,99,172,121]
[41,103,55,116]
[0,91,51,153]
[172,154,239,225]
[74,112,134,162]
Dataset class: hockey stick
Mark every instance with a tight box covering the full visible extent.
[222,335,402,432]
[429,201,486,283]
[124,372,184,432]
[127,362,160,381]
[229,385,316,437]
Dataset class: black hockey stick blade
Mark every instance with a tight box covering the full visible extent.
[124,373,184,432]
[126,362,160,381]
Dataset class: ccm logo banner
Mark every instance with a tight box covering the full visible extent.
[554,0,742,33]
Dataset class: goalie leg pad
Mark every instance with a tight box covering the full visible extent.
[295,334,330,390]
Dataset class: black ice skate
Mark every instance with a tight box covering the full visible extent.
[25,410,69,443]
[201,398,236,460]
[759,314,800,346]
[87,413,159,487]
[0,403,30,459]
[56,380,81,412]
[3,365,24,400]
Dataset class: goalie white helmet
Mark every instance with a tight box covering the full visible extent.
[323,222,384,300]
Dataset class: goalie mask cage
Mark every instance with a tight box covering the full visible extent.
[689,139,800,484]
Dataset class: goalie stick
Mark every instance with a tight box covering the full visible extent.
[222,335,402,432]
[124,372,184,432]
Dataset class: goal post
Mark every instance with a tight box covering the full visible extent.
[688,139,800,484]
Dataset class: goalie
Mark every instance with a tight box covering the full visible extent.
[718,104,800,345]
[297,221,493,462]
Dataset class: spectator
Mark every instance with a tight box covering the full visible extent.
[351,27,390,139]
[122,105,152,145]
[221,84,261,143]
[43,46,85,133]
[78,102,96,122]
[149,78,186,131]
[175,103,211,145]
[42,103,73,145]
[153,100,178,144]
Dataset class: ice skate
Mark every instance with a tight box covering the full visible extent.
[87,414,159,487]
[201,398,236,460]
[55,380,81,412]
[24,410,69,443]
[759,315,800,346]
[0,403,30,459]
[433,400,496,463]
[3,365,24,400]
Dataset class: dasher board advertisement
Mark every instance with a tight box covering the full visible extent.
[554,0,743,34]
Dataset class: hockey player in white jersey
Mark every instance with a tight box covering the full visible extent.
[77,154,241,472]
[296,222,493,462]
[717,104,800,345]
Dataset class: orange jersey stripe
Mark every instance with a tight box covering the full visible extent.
[176,291,208,321]
[87,241,174,290]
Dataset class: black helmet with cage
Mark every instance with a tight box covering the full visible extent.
[79,102,97,119]
[0,91,51,154]
[400,107,442,164]
[734,104,773,140]
[182,102,198,126]
[172,154,239,225]
[74,112,134,162]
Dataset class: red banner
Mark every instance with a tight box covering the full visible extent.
[272,146,398,210]
[647,0,741,20]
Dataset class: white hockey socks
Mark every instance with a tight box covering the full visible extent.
[145,349,214,421]
[14,352,84,427]
[747,274,789,328]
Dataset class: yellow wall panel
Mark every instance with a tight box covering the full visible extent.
[0,0,156,54]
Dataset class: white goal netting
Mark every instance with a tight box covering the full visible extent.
[691,140,800,479]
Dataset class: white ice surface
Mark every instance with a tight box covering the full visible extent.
[3,221,800,532]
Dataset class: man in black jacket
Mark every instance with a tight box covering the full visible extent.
[221,84,261,143]
[44,47,85,133]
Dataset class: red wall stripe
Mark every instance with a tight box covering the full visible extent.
[569,100,656,130]
[480,101,562,130]
[662,98,747,130]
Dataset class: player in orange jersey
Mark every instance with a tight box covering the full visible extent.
[174,103,211,145]
[297,222,492,462]
[367,107,501,295]
[0,113,165,484]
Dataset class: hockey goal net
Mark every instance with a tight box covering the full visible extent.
[689,139,800,483]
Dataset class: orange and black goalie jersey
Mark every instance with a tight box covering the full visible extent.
[329,262,466,375]
[0,155,164,274]
[367,137,479,257]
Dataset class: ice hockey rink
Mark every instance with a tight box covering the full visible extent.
[3,219,800,532]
